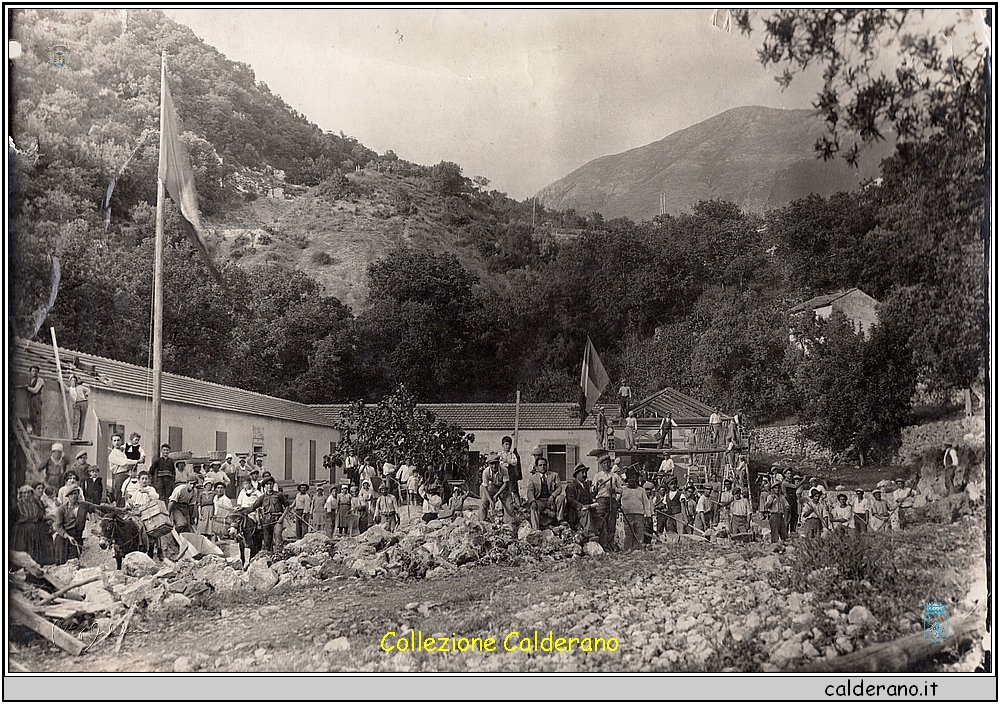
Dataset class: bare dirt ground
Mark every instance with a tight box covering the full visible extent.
[10,511,986,674]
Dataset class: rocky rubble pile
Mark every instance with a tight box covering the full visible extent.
[322,516,589,580]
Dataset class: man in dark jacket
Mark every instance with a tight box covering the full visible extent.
[149,444,175,505]
[564,463,604,544]
[242,476,290,553]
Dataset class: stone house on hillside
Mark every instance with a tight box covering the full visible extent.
[788,288,879,345]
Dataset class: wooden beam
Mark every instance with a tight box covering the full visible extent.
[10,593,85,656]
[38,575,101,605]
[50,327,74,439]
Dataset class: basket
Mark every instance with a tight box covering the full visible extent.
[139,503,173,538]
[208,450,227,462]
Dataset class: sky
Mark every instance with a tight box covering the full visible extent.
[163,8,979,200]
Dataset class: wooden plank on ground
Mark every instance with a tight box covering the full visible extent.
[10,593,85,656]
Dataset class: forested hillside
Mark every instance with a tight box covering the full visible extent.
[8,9,986,464]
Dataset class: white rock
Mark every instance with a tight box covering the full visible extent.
[770,639,802,666]
[847,605,875,626]
[121,551,159,578]
[246,562,279,591]
[173,656,192,672]
[324,637,351,652]
[801,640,820,658]
[584,542,605,556]
[162,593,192,610]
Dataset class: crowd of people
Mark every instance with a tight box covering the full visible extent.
[12,427,926,570]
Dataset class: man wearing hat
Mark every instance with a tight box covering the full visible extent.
[592,454,621,548]
[799,488,826,538]
[852,489,870,533]
[663,478,685,534]
[890,478,919,530]
[763,481,789,543]
[478,452,514,524]
[241,476,291,553]
[168,475,200,532]
[293,483,313,540]
[618,471,649,551]
[729,486,752,536]
[868,488,890,532]
[498,436,522,509]
[564,463,604,544]
[52,485,89,564]
[781,473,808,534]
[174,459,197,485]
[375,482,400,531]
[204,461,230,490]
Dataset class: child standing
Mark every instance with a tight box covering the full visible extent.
[312,487,329,536]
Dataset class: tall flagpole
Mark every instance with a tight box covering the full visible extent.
[152,50,167,453]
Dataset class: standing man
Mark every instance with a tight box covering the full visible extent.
[663,478,685,534]
[344,451,360,487]
[782,473,808,534]
[942,443,960,494]
[592,454,621,550]
[168,476,199,532]
[890,478,919,530]
[243,476,290,553]
[67,374,90,440]
[764,481,789,543]
[596,407,608,449]
[852,488,870,533]
[729,486,752,536]
[498,436,522,508]
[709,408,722,446]
[19,365,45,435]
[868,488,890,532]
[478,453,513,524]
[149,444,175,504]
[658,412,678,450]
[617,379,632,420]
[293,483,313,539]
[108,433,138,503]
[525,454,561,530]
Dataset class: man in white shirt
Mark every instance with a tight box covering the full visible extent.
[67,374,90,440]
[108,434,138,504]
[890,478,919,530]
[709,409,722,445]
[852,489,870,532]
[618,380,632,419]
[498,436,522,507]
[125,471,160,511]
[203,461,230,489]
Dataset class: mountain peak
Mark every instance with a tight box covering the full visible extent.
[536,105,891,221]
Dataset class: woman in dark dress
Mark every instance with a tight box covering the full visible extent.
[12,484,49,565]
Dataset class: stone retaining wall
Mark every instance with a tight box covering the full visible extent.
[749,424,832,461]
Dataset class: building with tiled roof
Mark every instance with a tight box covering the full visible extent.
[11,338,341,488]
[788,288,879,338]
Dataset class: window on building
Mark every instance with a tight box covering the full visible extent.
[538,443,578,481]
[168,427,183,453]
[309,439,317,482]
[284,438,293,481]
[216,431,227,453]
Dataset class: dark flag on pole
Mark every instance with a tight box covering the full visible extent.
[159,62,222,284]
[578,336,610,424]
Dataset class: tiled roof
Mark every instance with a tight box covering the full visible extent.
[629,387,726,423]
[11,338,335,428]
[312,403,595,431]
[788,288,858,314]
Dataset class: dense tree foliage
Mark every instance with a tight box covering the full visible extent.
[9,9,987,463]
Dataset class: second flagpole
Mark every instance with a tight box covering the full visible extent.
[152,49,167,453]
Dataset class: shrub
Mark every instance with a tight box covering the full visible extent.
[311,250,333,265]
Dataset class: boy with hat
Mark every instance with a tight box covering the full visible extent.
[82,461,105,507]
[478,452,514,524]
[241,476,290,553]
[852,488,870,532]
[293,483,313,539]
